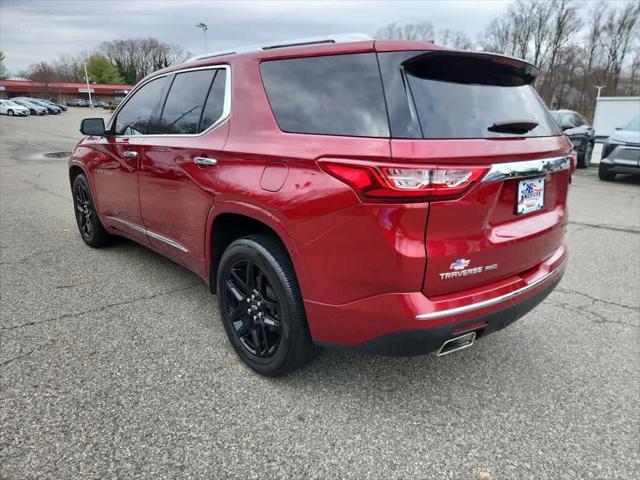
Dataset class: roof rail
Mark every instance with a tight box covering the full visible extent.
[187,33,372,62]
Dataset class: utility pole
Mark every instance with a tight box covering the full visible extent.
[594,85,605,98]
[195,23,208,53]
[83,62,93,107]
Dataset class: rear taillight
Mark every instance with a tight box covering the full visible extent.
[319,160,487,201]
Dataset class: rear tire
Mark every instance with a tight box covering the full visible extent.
[598,166,616,181]
[72,174,113,247]
[578,143,593,168]
[217,234,315,376]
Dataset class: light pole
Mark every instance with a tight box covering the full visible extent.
[83,62,93,107]
[195,22,208,53]
[594,85,605,98]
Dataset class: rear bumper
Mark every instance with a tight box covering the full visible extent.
[307,242,566,355]
[340,276,560,356]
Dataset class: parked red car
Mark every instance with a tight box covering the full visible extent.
[69,35,572,376]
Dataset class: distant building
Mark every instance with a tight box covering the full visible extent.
[0,79,133,104]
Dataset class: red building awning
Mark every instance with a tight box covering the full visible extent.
[0,79,134,95]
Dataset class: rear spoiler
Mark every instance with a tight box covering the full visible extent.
[401,51,539,86]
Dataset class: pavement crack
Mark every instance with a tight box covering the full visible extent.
[555,287,640,312]
[0,341,53,368]
[20,178,71,203]
[546,299,639,329]
[0,247,67,266]
[3,283,201,331]
[567,220,640,235]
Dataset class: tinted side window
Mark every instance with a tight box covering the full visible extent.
[114,77,169,135]
[200,69,227,131]
[573,114,585,127]
[260,53,389,137]
[158,69,216,135]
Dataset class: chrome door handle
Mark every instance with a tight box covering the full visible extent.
[194,157,217,167]
[122,151,138,158]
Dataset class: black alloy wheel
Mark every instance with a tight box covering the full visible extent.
[225,258,283,358]
[217,235,315,376]
[72,174,113,247]
[74,181,94,239]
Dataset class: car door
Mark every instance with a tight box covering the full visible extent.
[137,66,230,276]
[575,113,595,143]
[90,75,171,244]
[0,101,6,114]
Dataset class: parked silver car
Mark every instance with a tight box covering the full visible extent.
[28,99,62,114]
[0,99,31,116]
[12,99,47,115]
[599,115,640,181]
[14,97,61,114]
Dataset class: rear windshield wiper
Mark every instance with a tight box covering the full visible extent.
[488,120,539,134]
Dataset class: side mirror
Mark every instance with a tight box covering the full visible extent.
[614,126,622,130]
[560,120,573,131]
[80,118,106,136]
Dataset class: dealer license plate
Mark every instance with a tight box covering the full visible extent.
[517,177,545,215]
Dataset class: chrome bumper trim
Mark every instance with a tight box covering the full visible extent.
[482,156,571,183]
[415,262,565,320]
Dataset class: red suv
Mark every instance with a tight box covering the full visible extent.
[70,35,572,376]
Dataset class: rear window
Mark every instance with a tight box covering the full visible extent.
[378,51,560,139]
[200,69,227,131]
[158,69,216,135]
[260,53,389,138]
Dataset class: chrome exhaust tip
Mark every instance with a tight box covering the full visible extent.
[437,332,477,357]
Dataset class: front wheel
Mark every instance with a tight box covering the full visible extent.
[72,174,113,247]
[217,235,315,376]
[8,109,14,116]
[598,167,616,181]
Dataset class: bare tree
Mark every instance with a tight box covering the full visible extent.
[577,3,607,111]
[628,46,640,96]
[100,37,190,84]
[508,0,537,59]
[53,54,84,82]
[26,61,58,97]
[478,17,512,54]
[531,0,553,67]
[601,2,640,93]
[475,0,638,116]
[439,29,474,49]
[375,22,435,41]
[0,50,7,79]
[540,0,582,102]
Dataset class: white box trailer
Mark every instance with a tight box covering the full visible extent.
[592,96,640,141]
[590,97,639,164]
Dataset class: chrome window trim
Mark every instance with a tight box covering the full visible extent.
[107,217,188,253]
[415,261,565,321]
[481,155,571,183]
[108,64,231,138]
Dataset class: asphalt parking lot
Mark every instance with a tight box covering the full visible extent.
[1,109,639,480]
